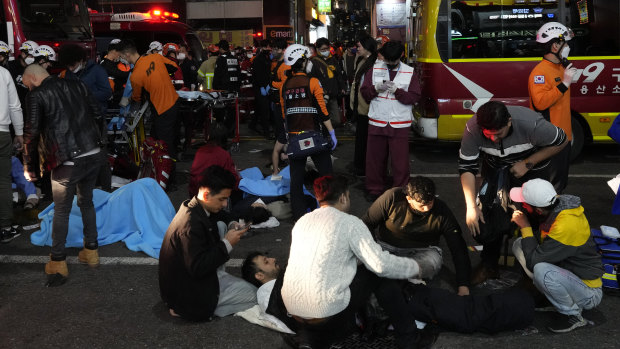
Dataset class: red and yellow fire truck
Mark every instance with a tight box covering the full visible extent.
[412,0,619,159]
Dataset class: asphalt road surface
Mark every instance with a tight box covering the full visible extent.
[1,129,619,349]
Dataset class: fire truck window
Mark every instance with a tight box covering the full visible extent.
[19,0,92,41]
[569,0,619,56]
[186,33,204,61]
[0,7,7,43]
[450,3,559,59]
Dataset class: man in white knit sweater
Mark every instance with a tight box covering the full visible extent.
[281,175,437,349]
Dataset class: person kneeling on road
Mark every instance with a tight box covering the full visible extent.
[280,175,439,349]
[159,165,257,321]
[510,179,604,333]
[363,176,471,295]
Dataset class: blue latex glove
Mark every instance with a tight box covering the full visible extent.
[329,129,337,150]
[259,86,267,96]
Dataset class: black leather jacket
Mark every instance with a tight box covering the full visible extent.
[23,76,104,175]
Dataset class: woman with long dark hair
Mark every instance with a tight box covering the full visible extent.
[350,36,377,177]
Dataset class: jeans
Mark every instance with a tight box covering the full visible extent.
[0,132,12,228]
[513,238,603,315]
[289,150,332,220]
[50,152,101,259]
[327,97,341,127]
[533,262,602,316]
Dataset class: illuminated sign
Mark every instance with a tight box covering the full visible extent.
[318,0,331,13]
[489,14,543,20]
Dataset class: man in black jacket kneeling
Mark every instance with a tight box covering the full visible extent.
[159,165,257,321]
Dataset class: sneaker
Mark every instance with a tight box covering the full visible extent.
[547,314,588,333]
[0,226,21,243]
[23,197,39,210]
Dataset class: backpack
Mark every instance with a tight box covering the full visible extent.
[591,229,620,291]
[476,166,515,244]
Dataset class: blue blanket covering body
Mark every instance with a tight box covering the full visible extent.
[30,178,175,258]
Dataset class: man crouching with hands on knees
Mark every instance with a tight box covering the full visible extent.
[510,179,603,333]
[281,175,439,349]
[159,165,257,321]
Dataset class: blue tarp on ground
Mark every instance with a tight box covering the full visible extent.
[30,178,175,259]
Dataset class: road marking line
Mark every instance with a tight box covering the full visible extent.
[410,174,616,178]
[0,255,245,267]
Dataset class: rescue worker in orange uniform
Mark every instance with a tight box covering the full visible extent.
[117,39,180,160]
[274,44,337,220]
[528,22,578,193]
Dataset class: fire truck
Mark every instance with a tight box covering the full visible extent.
[1,0,95,58]
[90,9,204,61]
[412,0,620,159]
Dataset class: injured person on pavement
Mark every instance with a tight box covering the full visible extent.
[240,254,534,343]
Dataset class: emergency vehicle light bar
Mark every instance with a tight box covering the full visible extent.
[111,12,152,22]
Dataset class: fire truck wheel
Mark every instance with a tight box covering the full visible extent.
[570,114,584,163]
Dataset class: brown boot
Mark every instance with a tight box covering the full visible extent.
[45,260,68,277]
[471,263,500,285]
[78,248,99,267]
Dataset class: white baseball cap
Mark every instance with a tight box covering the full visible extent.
[510,178,558,207]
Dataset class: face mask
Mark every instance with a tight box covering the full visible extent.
[320,51,330,57]
[24,57,35,65]
[386,62,399,70]
[119,57,129,65]
[177,53,186,60]
[246,53,253,58]
[560,45,570,59]
[230,51,236,56]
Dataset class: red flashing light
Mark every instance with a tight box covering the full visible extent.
[257,32,262,36]
[152,9,162,16]
[164,11,170,16]
[171,13,179,19]
[53,42,60,47]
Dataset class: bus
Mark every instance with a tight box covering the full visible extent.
[90,10,205,62]
[412,0,620,159]
[1,0,95,58]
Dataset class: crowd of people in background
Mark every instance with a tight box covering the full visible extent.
[0,20,608,349]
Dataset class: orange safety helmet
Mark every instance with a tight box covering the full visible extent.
[376,35,390,46]
[163,42,179,56]
[207,44,219,53]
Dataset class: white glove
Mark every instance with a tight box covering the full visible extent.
[387,83,398,94]
[119,97,130,107]
[562,63,578,87]
[375,82,389,93]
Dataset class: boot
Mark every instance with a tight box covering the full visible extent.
[45,259,68,277]
[45,258,69,287]
[78,248,100,267]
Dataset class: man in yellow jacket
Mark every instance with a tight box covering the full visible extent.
[510,179,603,333]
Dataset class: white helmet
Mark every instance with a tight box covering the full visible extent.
[0,41,10,55]
[536,22,573,43]
[148,41,163,53]
[19,40,39,55]
[284,44,310,66]
[34,45,56,61]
